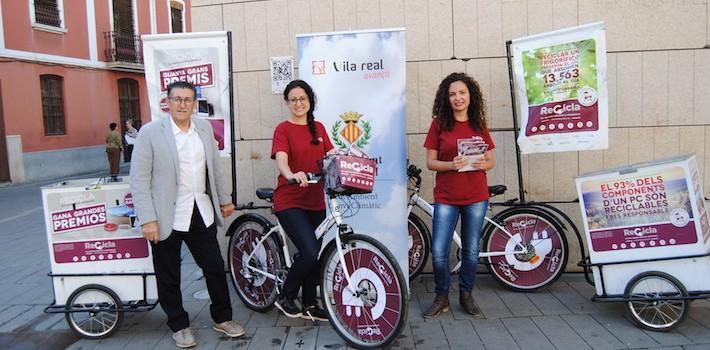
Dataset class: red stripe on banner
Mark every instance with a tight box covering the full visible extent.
[526,99,598,136]
[53,238,149,263]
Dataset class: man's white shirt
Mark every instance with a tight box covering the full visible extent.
[170,117,214,231]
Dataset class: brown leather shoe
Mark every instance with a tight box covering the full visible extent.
[422,294,450,319]
[460,292,483,318]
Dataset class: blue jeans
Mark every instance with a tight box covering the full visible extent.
[431,201,488,294]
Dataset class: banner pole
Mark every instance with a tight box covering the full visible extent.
[505,40,526,204]
[227,31,237,205]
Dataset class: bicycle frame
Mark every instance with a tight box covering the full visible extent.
[241,196,357,293]
[407,186,529,260]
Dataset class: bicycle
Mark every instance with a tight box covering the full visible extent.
[226,156,408,349]
[406,164,569,292]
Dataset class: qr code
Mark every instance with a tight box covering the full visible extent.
[270,56,294,94]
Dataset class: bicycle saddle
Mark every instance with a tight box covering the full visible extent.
[488,185,507,197]
[256,188,274,200]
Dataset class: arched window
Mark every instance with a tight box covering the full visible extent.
[40,75,66,135]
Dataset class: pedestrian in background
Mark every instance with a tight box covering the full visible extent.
[105,122,122,182]
[124,119,139,162]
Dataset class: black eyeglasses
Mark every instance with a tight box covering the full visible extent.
[288,97,308,105]
[169,97,195,104]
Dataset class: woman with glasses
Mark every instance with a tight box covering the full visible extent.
[422,72,496,319]
[271,80,333,322]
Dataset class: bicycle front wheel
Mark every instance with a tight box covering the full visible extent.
[482,207,568,292]
[320,234,408,349]
[227,215,284,311]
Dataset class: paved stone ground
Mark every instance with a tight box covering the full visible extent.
[2,166,710,349]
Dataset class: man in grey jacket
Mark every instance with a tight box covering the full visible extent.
[130,81,242,348]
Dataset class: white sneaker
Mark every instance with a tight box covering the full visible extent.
[172,327,197,348]
[213,320,245,338]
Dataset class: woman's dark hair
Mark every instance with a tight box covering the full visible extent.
[109,122,117,130]
[283,79,319,145]
[431,72,487,132]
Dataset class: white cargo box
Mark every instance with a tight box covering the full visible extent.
[41,177,157,304]
[576,154,710,295]
[576,154,710,264]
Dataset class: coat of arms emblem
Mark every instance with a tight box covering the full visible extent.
[331,111,372,149]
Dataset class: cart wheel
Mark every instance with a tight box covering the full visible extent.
[624,272,688,332]
[65,284,123,339]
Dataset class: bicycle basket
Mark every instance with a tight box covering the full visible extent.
[319,155,377,195]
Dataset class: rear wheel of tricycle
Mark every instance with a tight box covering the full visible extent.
[65,284,123,339]
[624,271,688,331]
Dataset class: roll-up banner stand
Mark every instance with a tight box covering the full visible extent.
[296,28,409,284]
[142,31,233,157]
[510,22,608,154]
[142,31,235,202]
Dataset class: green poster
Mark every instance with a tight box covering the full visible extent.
[522,39,597,106]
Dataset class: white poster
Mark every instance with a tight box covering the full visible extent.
[511,22,608,154]
[297,29,408,275]
[142,31,233,156]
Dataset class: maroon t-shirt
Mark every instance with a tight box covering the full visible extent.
[423,119,495,205]
[271,121,334,212]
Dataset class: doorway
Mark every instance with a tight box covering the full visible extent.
[118,78,140,162]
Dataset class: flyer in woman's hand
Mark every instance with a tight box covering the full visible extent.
[457,138,488,172]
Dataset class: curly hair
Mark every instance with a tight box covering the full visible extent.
[431,72,487,132]
[283,79,320,145]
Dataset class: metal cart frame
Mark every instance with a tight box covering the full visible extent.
[44,272,158,339]
[579,252,710,331]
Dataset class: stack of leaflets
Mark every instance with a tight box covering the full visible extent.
[457,138,488,172]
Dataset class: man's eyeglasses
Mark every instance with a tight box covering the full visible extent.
[288,97,308,105]
[169,97,195,104]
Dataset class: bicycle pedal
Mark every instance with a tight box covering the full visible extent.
[529,255,540,264]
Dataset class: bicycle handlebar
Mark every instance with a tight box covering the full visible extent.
[407,164,422,187]
[287,172,323,185]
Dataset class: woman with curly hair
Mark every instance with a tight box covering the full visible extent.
[422,72,496,319]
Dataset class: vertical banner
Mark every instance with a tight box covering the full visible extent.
[143,32,233,157]
[296,29,408,279]
[511,22,608,154]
